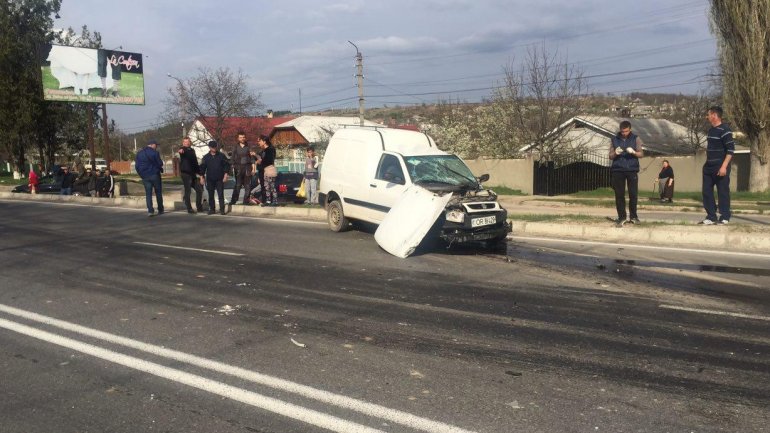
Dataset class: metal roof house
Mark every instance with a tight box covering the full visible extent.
[269,116,381,148]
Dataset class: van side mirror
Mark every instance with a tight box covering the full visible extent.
[478,174,490,183]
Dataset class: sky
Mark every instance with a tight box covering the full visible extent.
[53,0,718,134]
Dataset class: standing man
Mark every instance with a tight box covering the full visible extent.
[135,139,165,217]
[608,120,644,227]
[178,137,203,213]
[229,131,255,205]
[304,146,319,205]
[199,141,230,215]
[60,166,75,195]
[700,106,735,225]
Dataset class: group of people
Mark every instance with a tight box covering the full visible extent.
[137,131,320,217]
[610,105,735,227]
[26,162,114,197]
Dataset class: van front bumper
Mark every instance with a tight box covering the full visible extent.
[439,210,511,244]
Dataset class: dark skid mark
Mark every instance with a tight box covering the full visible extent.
[614,259,770,277]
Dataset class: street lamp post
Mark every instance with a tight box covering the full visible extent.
[167,73,186,140]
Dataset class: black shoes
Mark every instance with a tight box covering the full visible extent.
[207,210,215,215]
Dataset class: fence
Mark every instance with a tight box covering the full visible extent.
[533,152,611,196]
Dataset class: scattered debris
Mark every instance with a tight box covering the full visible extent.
[290,338,307,348]
[409,369,425,379]
[505,370,522,377]
[235,282,249,286]
[215,305,239,315]
[507,400,522,410]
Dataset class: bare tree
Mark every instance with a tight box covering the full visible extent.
[677,91,717,154]
[164,67,263,144]
[498,44,587,161]
[710,1,770,191]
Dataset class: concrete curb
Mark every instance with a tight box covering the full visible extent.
[3,192,769,253]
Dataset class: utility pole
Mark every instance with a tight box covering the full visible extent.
[101,104,111,170]
[349,41,364,126]
[87,104,96,170]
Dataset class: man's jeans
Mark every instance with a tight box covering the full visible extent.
[60,187,72,196]
[702,168,731,222]
[181,172,203,211]
[611,171,638,220]
[142,174,164,214]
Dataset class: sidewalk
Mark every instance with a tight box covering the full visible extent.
[2,189,770,253]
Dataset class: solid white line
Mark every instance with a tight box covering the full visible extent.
[509,235,770,259]
[0,198,145,212]
[0,317,385,433]
[133,242,245,257]
[0,304,476,433]
[659,304,770,322]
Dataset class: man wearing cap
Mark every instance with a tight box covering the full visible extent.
[199,140,230,215]
[135,139,165,216]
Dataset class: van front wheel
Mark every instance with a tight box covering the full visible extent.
[327,200,350,232]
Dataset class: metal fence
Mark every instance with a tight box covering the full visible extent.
[533,151,611,196]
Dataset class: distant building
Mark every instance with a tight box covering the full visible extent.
[269,115,381,148]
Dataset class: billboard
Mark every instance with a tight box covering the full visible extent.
[39,44,145,105]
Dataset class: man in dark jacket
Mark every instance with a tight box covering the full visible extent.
[229,131,256,205]
[135,139,165,216]
[700,106,735,225]
[60,166,75,195]
[177,137,203,213]
[199,140,230,215]
[608,120,644,227]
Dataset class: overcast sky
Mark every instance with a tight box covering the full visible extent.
[54,0,717,134]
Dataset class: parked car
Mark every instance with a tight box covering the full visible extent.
[319,127,510,247]
[205,171,306,205]
[11,175,60,194]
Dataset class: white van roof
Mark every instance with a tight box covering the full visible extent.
[334,127,446,156]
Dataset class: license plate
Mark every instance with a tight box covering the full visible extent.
[471,216,496,227]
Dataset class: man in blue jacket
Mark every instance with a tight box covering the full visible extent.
[135,139,165,216]
[608,120,644,227]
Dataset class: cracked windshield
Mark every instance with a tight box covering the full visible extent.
[404,155,477,190]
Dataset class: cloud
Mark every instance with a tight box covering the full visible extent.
[323,1,365,13]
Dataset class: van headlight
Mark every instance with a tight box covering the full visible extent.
[445,210,465,223]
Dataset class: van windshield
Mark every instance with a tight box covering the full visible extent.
[404,155,478,191]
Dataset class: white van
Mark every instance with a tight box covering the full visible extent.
[318,127,510,246]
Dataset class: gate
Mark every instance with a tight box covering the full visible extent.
[533,151,611,196]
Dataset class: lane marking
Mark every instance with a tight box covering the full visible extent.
[133,242,245,257]
[0,317,385,433]
[509,235,770,259]
[0,304,476,433]
[659,304,770,322]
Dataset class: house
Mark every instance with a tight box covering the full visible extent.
[186,115,295,160]
[521,115,713,159]
[269,115,381,148]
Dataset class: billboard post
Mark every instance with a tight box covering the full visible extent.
[102,104,111,170]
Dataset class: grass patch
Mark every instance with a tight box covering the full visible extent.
[42,66,145,105]
[488,185,526,196]
[0,173,25,186]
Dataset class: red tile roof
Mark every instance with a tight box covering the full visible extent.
[197,116,295,145]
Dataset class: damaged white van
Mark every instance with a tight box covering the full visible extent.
[318,127,511,249]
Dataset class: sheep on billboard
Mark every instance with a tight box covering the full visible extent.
[39,44,145,105]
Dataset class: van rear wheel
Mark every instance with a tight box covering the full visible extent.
[327,200,349,232]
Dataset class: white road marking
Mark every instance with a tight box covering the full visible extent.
[0,198,145,212]
[0,317,385,433]
[133,242,245,257]
[509,235,770,259]
[0,303,477,433]
[659,304,770,322]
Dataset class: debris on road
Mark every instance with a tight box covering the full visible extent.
[290,338,306,348]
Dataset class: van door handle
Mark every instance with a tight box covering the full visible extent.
[369,184,377,188]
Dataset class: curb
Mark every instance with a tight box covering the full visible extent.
[3,192,769,254]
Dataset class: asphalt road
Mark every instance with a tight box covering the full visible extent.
[1,200,768,433]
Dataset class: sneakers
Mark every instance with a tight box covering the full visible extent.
[610,218,625,228]
[719,219,729,225]
[148,212,155,217]
[699,219,716,225]
[629,218,641,225]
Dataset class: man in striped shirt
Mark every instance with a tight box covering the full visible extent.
[700,106,735,225]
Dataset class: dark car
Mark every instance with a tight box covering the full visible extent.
[211,171,306,205]
[11,175,61,194]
